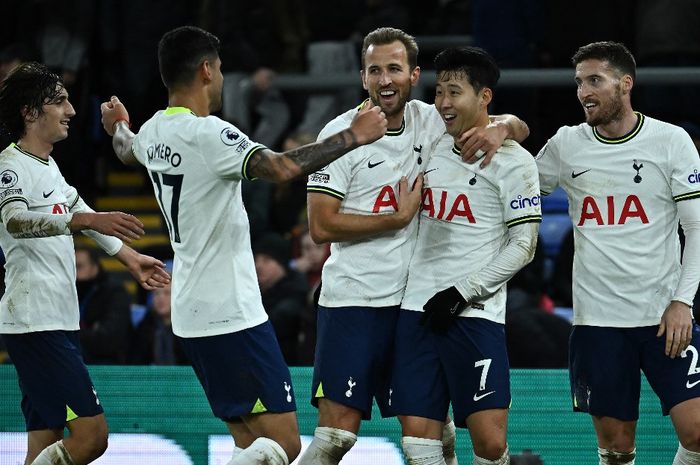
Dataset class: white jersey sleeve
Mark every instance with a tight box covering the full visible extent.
[307,113,355,200]
[535,130,564,195]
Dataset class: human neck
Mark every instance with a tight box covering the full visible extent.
[595,107,638,139]
[168,88,210,117]
[16,134,52,160]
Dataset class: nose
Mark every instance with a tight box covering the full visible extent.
[378,70,391,87]
[66,101,76,118]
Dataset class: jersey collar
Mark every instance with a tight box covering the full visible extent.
[355,99,405,136]
[164,106,197,116]
[9,142,49,165]
[593,112,645,144]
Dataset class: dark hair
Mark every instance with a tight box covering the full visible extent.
[362,27,419,70]
[0,62,63,147]
[571,41,636,80]
[434,46,500,93]
[158,26,221,90]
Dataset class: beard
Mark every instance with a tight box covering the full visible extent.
[585,88,624,127]
[371,86,412,118]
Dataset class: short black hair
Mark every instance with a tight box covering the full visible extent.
[434,46,500,93]
[158,26,221,90]
[0,62,63,147]
[362,27,419,70]
[572,41,636,80]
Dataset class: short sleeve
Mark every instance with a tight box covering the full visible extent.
[195,116,266,181]
[501,154,543,228]
[670,128,700,203]
[307,119,354,200]
[0,155,30,210]
[535,132,562,196]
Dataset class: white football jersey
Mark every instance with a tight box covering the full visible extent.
[402,137,542,323]
[0,143,80,333]
[536,113,700,327]
[133,107,268,337]
[307,99,446,307]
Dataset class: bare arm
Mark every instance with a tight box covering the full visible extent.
[100,96,138,165]
[247,101,387,182]
[307,175,423,243]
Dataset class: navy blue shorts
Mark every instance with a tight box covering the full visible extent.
[179,321,296,421]
[570,324,700,420]
[3,331,103,431]
[391,310,510,427]
[311,305,399,419]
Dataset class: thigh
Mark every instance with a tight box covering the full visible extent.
[569,326,641,421]
[440,318,510,427]
[180,321,296,421]
[391,310,449,423]
[4,331,103,431]
[311,306,398,420]
[642,324,700,415]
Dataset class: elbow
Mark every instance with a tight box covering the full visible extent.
[309,223,331,244]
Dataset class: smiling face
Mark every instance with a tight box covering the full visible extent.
[435,70,491,138]
[26,85,75,144]
[361,40,419,127]
[575,58,630,127]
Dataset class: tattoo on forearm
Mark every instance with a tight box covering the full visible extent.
[248,128,358,180]
[289,129,357,173]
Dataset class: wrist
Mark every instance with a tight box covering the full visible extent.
[113,119,131,135]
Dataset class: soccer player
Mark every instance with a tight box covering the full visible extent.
[302,27,529,465]
[100,26,387,465]
[0,62,170,465]
[536,41,700,465]
[390,46,541,465]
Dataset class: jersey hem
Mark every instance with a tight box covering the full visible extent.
[173,314,269,338]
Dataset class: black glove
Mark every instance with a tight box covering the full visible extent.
[420,286,468,334]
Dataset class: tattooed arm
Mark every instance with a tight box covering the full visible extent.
[247,102,387,182]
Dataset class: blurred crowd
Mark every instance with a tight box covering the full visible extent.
[0,0,699,368]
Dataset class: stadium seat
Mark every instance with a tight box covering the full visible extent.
[539,213,573,258]
[541,187,569,214]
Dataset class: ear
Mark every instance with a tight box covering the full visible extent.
[410,66,421,88]
[360,69,368,91]
[480,87,493,107]
[20,105,37,123]
[620,74,633,95]
[201,59,213,83]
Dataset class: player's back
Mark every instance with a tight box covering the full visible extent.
[133,108,267,337]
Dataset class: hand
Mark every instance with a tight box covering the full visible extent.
[420,286,467,334]
[127,254,171,290]
[657,301,694,358]
[393,174,424,228]
[71,212,145,243]
[349,100,387,146]
[457,122,508,168]
[116,245,171,290]
[100,95,130,136]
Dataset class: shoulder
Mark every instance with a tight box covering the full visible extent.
[494,141,537,170]
[319,108,356,139]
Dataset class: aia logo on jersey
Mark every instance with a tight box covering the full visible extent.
[421,188,475,223]
[510,194,540,210]
[577,195,649,226]
[52,203,69,214]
